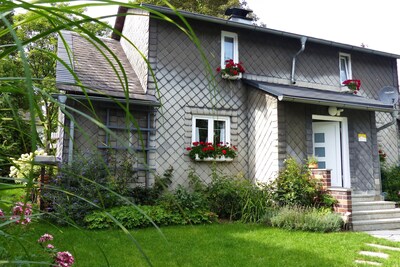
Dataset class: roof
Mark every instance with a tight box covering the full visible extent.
[56,31,158,104]
[113,4,400,59]
[243,80,395,112]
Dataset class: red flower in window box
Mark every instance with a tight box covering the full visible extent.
[217,59,245,80]
[342,79,361,94]
[185,142,237,161]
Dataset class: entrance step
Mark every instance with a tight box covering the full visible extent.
[352,218,400,231]
[351,199,400,231]
[352,209,400,221]
[352,201,396,212]
[352,194,382,203]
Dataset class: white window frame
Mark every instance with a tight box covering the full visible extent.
[191,115,231,144]
[339,52,352,84]
[221,31,239,67]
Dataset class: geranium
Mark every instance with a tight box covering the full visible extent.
[379,149,387,163]
[342,79,361,94]
[217,59,245,77]
[186,142,237,160]
[0,209,4,220]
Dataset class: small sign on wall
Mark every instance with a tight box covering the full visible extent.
[358,133,367,142]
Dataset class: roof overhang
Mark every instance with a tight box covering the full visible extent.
[243,79,395,112]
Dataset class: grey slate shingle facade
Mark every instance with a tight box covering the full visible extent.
[56,5,400,196]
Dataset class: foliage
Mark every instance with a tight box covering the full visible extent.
[45,155,126,225]
[379,148,387,163]
[37,233,74,267]
[186,141,237,160]
[269,157,336,208]
[205,164,269,221]
[84,204,217,229]
[268,206,343,232]
[139,0,241,18]
[217,59,245,77]
[8,150,47,184]
[129,166,173,205]
[381,165,400,203]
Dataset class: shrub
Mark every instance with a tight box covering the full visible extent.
[45,155,125,225]
[268,206,343,232]
[84,205,217,230]
[269,158,335,208]
[381,165,400,203]
[205,164,270,222]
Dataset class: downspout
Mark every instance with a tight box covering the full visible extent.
[377,110,398,132]
[291,36,307,84]
[68,119,74,165]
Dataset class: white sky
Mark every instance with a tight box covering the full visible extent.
[85,0,400,55]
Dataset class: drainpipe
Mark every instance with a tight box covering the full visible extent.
[291,36,307,84]
[68,119,74,165]
[377,110,398,132]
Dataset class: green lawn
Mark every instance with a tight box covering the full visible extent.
[2,222,400,267]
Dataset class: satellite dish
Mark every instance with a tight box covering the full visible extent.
[378,86,399,105]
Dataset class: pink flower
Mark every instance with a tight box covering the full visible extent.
[38,233,54,243]
[47,244,55,249]
[55,251,74,267]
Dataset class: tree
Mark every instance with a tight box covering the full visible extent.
[139,0,241,18]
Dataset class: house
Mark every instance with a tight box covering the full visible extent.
[56,4,400,230]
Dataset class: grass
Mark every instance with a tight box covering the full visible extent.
[2,222,400,267]
[0,187,25,211]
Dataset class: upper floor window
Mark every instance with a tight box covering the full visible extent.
[221,31,238,67]
[192,115,230,144]
[339,53,352,84]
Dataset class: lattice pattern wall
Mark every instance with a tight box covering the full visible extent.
[247,90,279,183]
[119,13,399,188]
[61,100,156,187]
[149,19,248,187]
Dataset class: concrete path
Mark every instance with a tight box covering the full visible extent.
[365,229,400,242]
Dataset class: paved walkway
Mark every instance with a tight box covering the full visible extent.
[365,229,400,242]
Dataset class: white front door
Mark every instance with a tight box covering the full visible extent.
[312,121,343,187]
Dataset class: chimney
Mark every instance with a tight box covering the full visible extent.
[225,7,253,25]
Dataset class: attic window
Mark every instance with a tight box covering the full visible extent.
[339,53,352,84]
[221,31,238,67]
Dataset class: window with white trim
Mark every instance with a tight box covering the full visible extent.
[192,115,230,144]
[221,31,238,67]
[339,53,352,83]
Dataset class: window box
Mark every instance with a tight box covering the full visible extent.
[194,154,234,162]
[221,73,241,80]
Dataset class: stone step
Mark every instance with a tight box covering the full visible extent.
[352,201,396,212]
[352,209,400,221]
[354,259,382,266]
[352,194,380,202]
[352,218,400,231]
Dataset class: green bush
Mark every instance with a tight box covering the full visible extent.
[269,158,335,208]
[84,205,217,229]
[268,206,343,232]
[381,165,400,203]
[201,164,270,222]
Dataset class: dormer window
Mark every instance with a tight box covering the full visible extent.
[221,31,238,67]
[339,53,352,84]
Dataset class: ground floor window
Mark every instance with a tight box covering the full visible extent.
[192,115,230,144]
